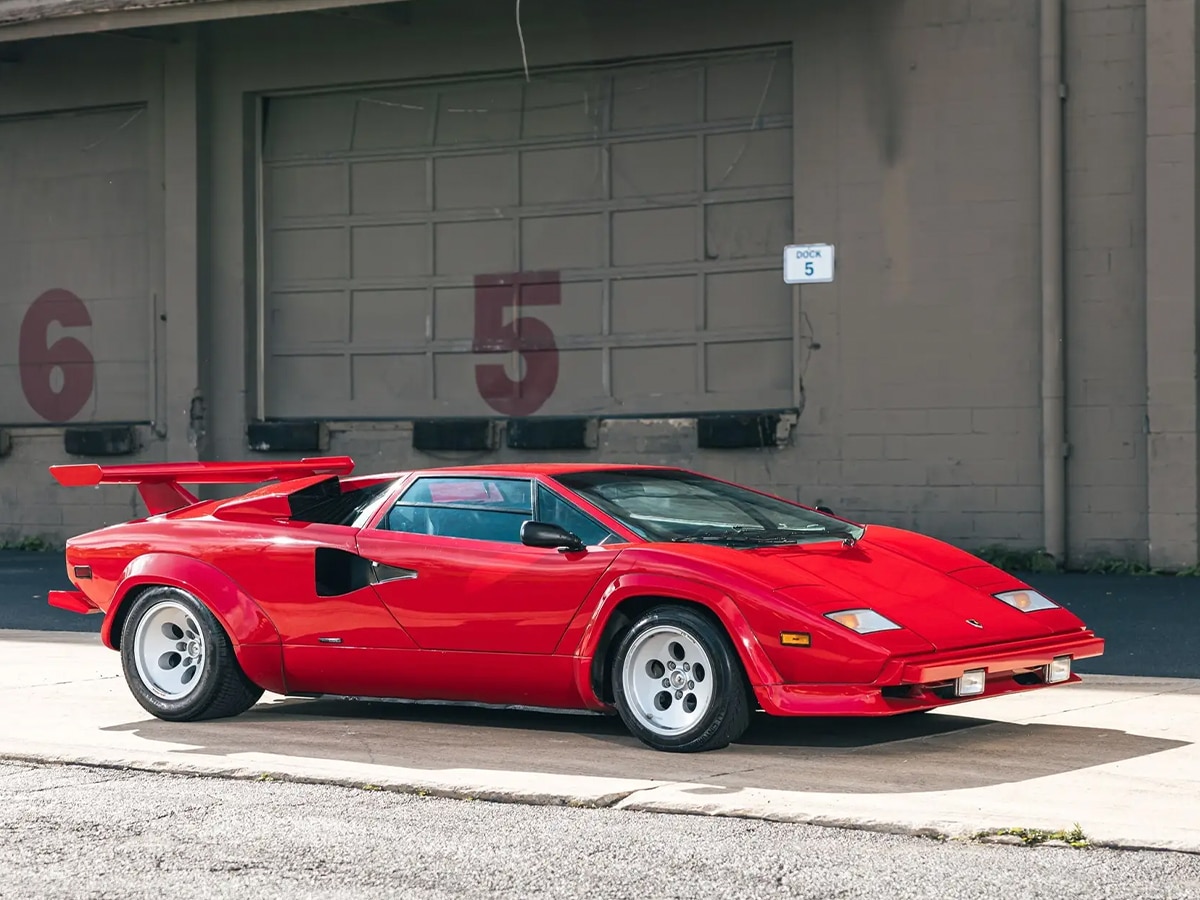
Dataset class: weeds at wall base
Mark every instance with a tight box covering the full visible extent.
[972,544,1200,577]
[0,536,61,553]
[972,545,1061,575]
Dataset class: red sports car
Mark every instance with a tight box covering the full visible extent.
[48,457,1104,753]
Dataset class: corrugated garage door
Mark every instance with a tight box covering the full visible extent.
[0,105,152,425]
[260,48,793,420]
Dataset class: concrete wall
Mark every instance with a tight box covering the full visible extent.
[1144,0,1198,568]
[1064,0,1148,559]
[0,35,167,541]
[0,0,1193,569]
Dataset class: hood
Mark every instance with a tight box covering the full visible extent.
[749,526,1071,653]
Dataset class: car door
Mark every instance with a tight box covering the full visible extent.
[355,475,621,654]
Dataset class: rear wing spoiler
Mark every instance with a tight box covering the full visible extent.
[49,456,356,516]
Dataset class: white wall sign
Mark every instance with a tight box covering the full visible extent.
[783,243,835,284]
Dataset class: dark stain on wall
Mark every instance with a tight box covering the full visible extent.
[855,0,908,166]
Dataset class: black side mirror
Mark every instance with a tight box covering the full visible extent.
[815,505,835,516]
[521,520,586,552]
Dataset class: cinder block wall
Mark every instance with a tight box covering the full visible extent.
[0,429,159,543]
[0,0,1181,570]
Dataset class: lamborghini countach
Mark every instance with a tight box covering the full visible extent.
[48,457,1103,752]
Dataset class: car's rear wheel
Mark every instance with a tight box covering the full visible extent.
[120,586,264,721]
[612,605,751,752]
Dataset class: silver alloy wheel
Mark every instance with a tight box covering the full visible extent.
[620,624,716,737]
[132,599,206,700]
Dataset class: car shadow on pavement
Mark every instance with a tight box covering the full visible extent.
[101,697,1189,794]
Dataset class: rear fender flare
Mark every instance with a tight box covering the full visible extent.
[102,554,284,693]
[571,573,782,709]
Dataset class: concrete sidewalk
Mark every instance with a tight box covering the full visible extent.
[2,630,1197,854]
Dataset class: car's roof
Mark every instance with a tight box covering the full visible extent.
[383,463,689,479]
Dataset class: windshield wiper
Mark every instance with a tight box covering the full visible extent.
[797,525,860,546]
[672,526,859,546]
[671,527,781,544]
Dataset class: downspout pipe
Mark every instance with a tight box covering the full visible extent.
[1040,0,1067,565]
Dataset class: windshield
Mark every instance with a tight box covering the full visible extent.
[553,470,864,546]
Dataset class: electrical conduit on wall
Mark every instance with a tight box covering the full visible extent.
[1041,0,1067,565]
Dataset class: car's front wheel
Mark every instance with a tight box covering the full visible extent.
[612,605,752,752]
[119,586,264,721]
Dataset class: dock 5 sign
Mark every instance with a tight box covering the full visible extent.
[783,244,835,284]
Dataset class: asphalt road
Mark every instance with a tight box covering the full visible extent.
[2,550,1196,678]
[2,760,1198,900]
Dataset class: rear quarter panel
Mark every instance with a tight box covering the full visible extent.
[66,516,414,695]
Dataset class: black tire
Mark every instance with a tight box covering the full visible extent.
[611,604,752,752]
[119,585,264,722]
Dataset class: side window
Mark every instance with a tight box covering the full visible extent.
[536,484,616,547]
[380,477,532,544]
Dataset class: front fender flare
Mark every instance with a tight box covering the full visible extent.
[569,572,783,709]
[103,553,284,694]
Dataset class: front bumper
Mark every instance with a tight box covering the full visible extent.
[755,630,1105,717]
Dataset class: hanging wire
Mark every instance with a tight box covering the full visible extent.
[712,51,778,189]
[80,107,145,152]
[516,0,531,82]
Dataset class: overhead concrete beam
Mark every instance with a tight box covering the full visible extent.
[0,0,405,41]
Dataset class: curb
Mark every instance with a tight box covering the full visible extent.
[0,749,658,810]
[4,749,1197,857]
